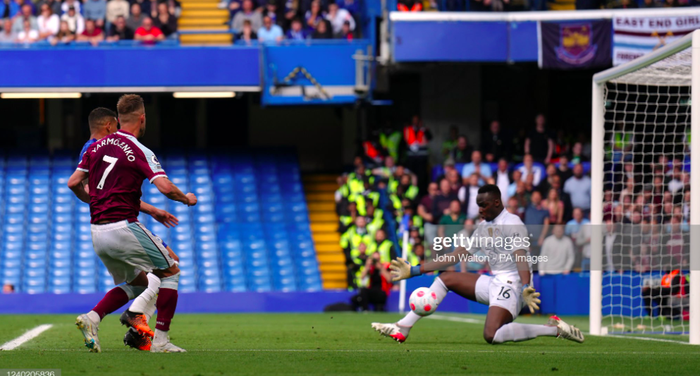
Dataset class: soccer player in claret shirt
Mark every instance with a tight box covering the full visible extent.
[372,185,585,345]
[77,107,182,352]
[68,95,197,353]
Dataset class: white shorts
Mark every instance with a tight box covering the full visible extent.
[91,220,176,285]
[474,272,525,319]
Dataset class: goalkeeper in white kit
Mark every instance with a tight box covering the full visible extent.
[372,184,584,344]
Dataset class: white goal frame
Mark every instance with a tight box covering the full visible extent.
[590,29,700,344]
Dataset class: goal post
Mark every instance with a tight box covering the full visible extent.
[590,30,700,344]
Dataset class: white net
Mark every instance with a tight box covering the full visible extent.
[600,47,692,336]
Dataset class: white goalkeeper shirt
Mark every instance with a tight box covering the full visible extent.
[469,209,531,276]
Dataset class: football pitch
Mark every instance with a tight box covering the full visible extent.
[1,313,700,375]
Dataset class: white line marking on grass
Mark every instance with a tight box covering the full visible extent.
[604,334,690,345]
[34,349,692,355]
[427,314,483,324]
[0,324,53,351]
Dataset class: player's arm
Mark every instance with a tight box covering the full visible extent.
[153,176,197,206]
[389,246,471,282]
[139,200,179,228]
[68,170,91,204]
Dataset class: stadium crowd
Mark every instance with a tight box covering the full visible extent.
[0,0,180,45]
[336,114,692,307]
[227,0,358,43]
[395,0,697,11]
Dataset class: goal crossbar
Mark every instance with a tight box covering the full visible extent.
[590,29,700,344]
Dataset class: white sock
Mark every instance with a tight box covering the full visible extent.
[130,273,161,314]
[144,296,157,322]
[154,329,168,345]
[87,310,100,324]
[491,323,558,344]
[397,277,449,327]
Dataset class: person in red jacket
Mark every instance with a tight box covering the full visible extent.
[642,269,689,319]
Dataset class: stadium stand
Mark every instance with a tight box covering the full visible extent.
[0,150,322,294]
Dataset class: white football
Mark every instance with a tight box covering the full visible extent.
[409,287,438,317]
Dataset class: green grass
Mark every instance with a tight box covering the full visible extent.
[1,313,699,375]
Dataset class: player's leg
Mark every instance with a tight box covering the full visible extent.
[486,276,582,344]
[150,264,185,352]
[372,271,480,342]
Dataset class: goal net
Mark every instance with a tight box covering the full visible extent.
[591,30,700,344]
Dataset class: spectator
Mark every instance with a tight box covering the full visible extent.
[518,154,543,187]
[12,4,36,33]
[2,283,14,294]
[451,135,473,164]
[525,114,554,164]
[403,115,431,188]
[458,173,480,220]
[37,2,59,39]
[258,14,283,42]
[16,18,37,42]
[564,163,592,217]
[569,141,588,164]
[333,19,352,40]
[106,0,129,28]
[106,14,133,41]
[351,252,391,311]
[524,190,550,248]
[305,0,324,29]
[537,164,558,195]
[286,17,308,40]
[417,182,438,225]
[397,0,422,11]
[142,0,158,18]
[261,0,280,25]
[154,2,177,37]
[368,228,394,263]
[494,158,510,203]
[61,0,81,15]
[543,188,564,224]
[340,216,373,288]
[167,0,181,18]
[642,269,688,319]
[481,120,510,162]
[438,200,466,239]
[569,209,592,270]
[134,16,163,43]
[539,225,575,276]
[507,170,522,201]
[461,150,492,185]
[50,19,75,44]
[507,196,523,220]
[0,0,20,19]
[232,0,261,32]
[77,18,104,45]
[235,19,257,43]
[83,0,107,29]
[37,0,60,16]
[325,1,353,34]
[444,168,461,197]
[442,125,459,159]
[60,6,83,34]
[556,155,573,183]
[282,0,298,30]
[432,178,457,224]
[0,18,15,42]
[337,0,358,13]
[126,3,144,31]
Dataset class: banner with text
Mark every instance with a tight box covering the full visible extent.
[539,20,612,70]
[613,14,700,66]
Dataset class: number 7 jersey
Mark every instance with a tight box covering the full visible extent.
[76,130,168,224]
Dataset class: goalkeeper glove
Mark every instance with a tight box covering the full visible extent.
[521,284,541,314]
[389,258,421,282]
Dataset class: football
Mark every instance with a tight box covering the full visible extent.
[409,287,438,317]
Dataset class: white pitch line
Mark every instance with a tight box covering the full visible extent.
[0,324,53,351]
[427,314,483,324]
[33,348,691,355]
[428,314,690,345]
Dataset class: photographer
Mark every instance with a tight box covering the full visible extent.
[351,252,392,312]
